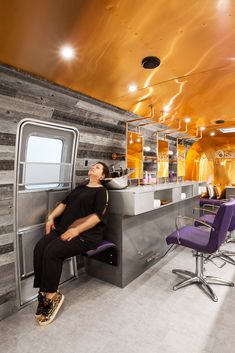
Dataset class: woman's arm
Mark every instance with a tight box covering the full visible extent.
[45,203,66,235]
[60,213,100,241]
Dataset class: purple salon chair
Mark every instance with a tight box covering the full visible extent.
[166,199,235,302]
[194,202,235,265]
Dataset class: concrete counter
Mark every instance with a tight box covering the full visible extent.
[108,181,202,216]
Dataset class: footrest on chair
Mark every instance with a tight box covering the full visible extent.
[84,240,117,266]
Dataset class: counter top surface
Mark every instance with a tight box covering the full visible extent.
[109,181,204,194]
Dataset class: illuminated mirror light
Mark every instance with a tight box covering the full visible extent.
[60,45,75,60]
[128,84,137,92]
[219,127,235,133]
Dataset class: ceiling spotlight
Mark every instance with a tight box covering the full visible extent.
[185,117,191,123]
[210,132,215,136]
[60,45,75,60]
[200,126,205,131]
[128,84,137,92]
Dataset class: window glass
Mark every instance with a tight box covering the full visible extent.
[25,136,63,189]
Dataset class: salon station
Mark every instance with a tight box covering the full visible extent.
[0,1,235,353]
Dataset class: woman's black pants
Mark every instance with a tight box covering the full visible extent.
[33,230,88,293]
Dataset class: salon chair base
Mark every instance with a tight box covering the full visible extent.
[172,252,234,302]
[206,249,235,266]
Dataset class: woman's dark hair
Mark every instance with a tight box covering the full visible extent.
[97,161,109,178]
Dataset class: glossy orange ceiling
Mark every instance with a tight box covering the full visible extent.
[1,0,235,136]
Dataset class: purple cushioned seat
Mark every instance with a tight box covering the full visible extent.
[229,214,235,232]
[195,210,235,232]
[84,240,116,257]
[199,198,225,207]
[165,199,235,301]
[167,200,235,254]
[194,214,215,228]
[166,225,210,252]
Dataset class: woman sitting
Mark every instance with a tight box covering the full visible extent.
[33,161,109,326]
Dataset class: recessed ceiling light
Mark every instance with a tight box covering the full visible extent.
[185,117,191,123]
[210,132,215,136]
[60,45,75,60]
[200,126,205,131]
[215,119,225,124]
[128,84,137,92]
[219,127,235,133]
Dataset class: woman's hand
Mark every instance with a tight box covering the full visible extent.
[45,219,55,235]
[60,228,79,242]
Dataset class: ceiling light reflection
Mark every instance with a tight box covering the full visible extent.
[163,105,170,113]
[128,85,137,92]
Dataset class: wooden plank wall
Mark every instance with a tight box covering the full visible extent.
[0,64,160,319]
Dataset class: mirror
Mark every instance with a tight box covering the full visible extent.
[126,131,143,179]
[177,144,186,177]
[157,140,169,178]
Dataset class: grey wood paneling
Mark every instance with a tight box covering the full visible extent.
[0,63,133,320]
[0,63,161,320]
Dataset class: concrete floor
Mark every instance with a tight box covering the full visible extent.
[0,244,235,353]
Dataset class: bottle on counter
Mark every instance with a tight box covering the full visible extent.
[143,171,149,184]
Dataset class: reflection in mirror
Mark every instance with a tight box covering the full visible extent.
[157,140,169,179]
[169,140,177,182]
[143,139,157,183]
[177,144,186,178]
[127,131,143,179]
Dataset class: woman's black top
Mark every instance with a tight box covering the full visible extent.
[55,184,108,249]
